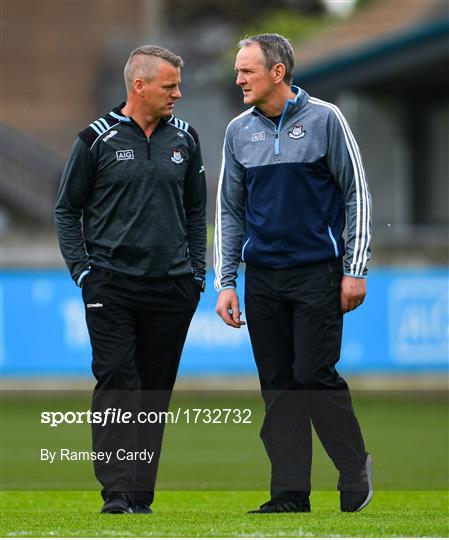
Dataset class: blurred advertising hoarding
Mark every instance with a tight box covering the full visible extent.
[2,269,448,376]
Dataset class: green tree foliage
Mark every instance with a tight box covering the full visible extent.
[239,8,330,43]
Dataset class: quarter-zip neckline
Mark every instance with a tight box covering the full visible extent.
[127,117,167,159]
[129,116,166,140]
[254,86,303,156]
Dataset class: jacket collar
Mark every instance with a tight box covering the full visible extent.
[109,103,170,127]
[109,103,131,122]
[252,86,309,122]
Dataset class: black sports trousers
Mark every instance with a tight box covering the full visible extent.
[82,267,200,506]
[244,259,367,501]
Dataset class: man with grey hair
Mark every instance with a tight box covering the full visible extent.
[55,45,206,514]
[215,33,373,513]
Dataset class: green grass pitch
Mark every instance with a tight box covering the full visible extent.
[1,490,448,537]
[1,390,448,536]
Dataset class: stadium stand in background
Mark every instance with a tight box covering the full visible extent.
[2,0,448,386]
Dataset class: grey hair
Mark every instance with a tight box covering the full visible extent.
[238,33,294,85]
[124,45,184,92]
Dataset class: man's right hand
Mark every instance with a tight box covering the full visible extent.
[215,289,246,328]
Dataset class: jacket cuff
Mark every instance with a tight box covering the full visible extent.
[343,272,367,279]
[217,285,236,293]
[193,273,206,292]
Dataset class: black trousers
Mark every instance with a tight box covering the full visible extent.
[82,268,200,505]
[244,259,367,501]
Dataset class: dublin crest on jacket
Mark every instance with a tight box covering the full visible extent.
[288,124,306,139]
[171,149,184,164]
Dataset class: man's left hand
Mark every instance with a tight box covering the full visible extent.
[340,275,366,314]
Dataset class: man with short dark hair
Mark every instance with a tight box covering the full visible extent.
[55,45,206,514]
[215,33,373,513]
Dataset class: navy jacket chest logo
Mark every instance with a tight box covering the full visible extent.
[288,124,306,139]
[171,149,184,164]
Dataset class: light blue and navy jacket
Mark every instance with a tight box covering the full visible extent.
[214,86,372,291]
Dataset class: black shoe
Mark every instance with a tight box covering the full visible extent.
[131,504,153,514]
[248,498,311,514]
[100,494,133,514]
[339,454,373,512]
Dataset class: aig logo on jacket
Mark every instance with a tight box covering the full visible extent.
[116,149,134,160]
[288,124,306,139]
[171,149,184,164]
[251,131,265,142]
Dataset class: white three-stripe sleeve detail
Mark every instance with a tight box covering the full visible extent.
[309,98,362,274]
[98,117,110,130]
[89,123,102,136]
[333,106,366,275]
[214,141,226,291]
[93,120,106,134]
[167,118,196,144]
[309,98,370,275]
[214,108,254,291]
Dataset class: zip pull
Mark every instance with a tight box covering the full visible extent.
[275,129,280,155]
[274,95,295,156]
